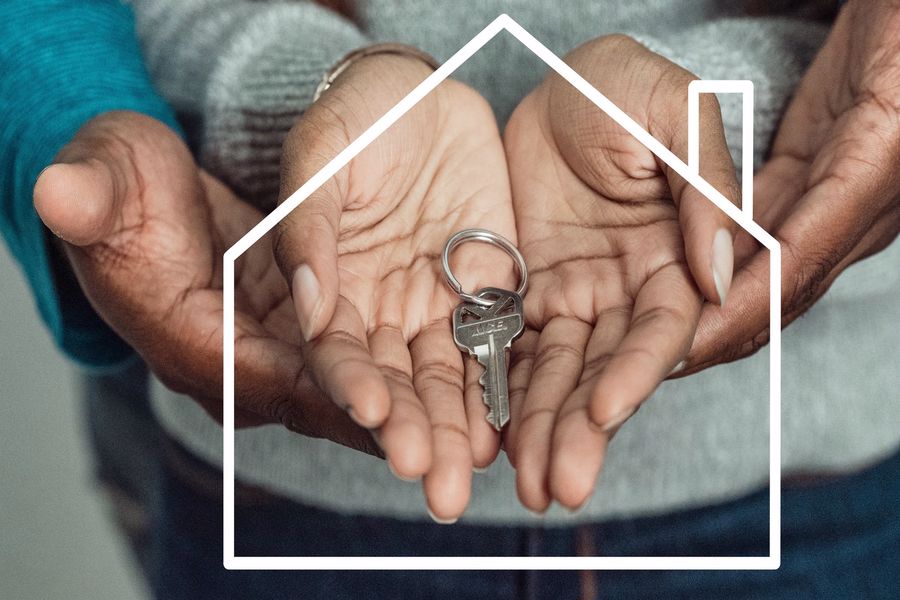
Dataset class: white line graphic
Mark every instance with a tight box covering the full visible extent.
[688,80,755,219]
[223,13,781,570]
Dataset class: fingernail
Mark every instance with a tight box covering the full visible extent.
[427,507,458,525]
[600,405,636,433]
[669,360,686,376]
[387,460,421,483]
[292,264,322,342]
[711,228,733,306]
[473,465,489,474]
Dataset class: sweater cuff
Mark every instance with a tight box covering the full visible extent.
[0,1,183,371]
[202,4,369,211]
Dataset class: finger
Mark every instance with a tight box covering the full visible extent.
[232,333,381,457]
[411,319,472,522]
[675,159,801,372]
[548,381,610,510]
[34,112,188,248]
[34,160,123,247]
[727,160,805,271]
[685,150,900,372]
[664,89,741,306]
[304,296,390,428]
[684,91,900,371]
[580,306,632,382]
[503,329,539,467]
[274,205,341,342]
[274,138,344,342]
[589,264,701,428]
[512,317,591,513]
[540,306,629,509]
[685,201,900,372]
[156,296,381,457]
[369,324,432,481]
[826,202,900,284]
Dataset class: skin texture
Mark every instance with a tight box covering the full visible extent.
[273,54,517,520]
[502,35,741,512]
[34,2,898,521]
[685,0,900,372]
[33,111,378,456]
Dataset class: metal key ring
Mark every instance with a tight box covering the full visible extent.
[442,228,528,308]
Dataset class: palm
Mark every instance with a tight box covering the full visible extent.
[279,68,516,518]
[749,18,900,269]
[333,82,516,340]
[51,114,371,451]
[751,27,900,266]
[503,90,702,511]
[688,2,900,369]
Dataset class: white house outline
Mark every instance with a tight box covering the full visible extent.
[222,14,782,571]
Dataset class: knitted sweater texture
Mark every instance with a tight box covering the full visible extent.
[132,0,900,523]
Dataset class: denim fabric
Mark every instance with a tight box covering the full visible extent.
[85,369,900,600]
[151,429,900,600]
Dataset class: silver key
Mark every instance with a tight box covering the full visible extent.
[453,287,525,431]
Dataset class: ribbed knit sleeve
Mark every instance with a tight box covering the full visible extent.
[0,0,183,370]
[128,0,256,119]
[629,18,827,173]
[128,1,369,210]
[200,4,369,210]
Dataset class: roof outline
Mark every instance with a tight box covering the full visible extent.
[223,13,782,571]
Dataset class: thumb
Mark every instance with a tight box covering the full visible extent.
[34,111,189,249]
[273,107,359,342]
[273,201,341,343]
[663,91,740,307]
[273,145,344,342]
[34,158,122,247]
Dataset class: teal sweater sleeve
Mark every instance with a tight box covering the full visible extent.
[0,0,183,370]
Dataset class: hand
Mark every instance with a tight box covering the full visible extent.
[503,35,741,511]
[274,54,517,520]
[684,0,900,372]
[34,111,376,455]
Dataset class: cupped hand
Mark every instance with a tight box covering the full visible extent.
[503,35,741,511]
[274,54,517,520]
[34,111,377,455]
[685,0,900,372]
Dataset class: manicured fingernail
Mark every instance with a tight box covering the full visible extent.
[670,360,686,375]
[292,264,322,342]
[711,228,733,306]
[387,460,421,483]
[473,465,489,474]
[427,507,458,525]
[527,506,548,518]
[600,405,636,433]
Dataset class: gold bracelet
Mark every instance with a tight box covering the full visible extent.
[313,42,440,103]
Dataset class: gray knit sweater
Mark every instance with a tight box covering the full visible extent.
[132,0,900,524]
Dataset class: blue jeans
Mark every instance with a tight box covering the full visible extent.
[85,367,900,599]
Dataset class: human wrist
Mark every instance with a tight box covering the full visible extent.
[296,45,442,147]
[313,43,439,102]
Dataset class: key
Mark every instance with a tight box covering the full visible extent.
[452,287,525,431]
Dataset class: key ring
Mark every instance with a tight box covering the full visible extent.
[442,229,528,308]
